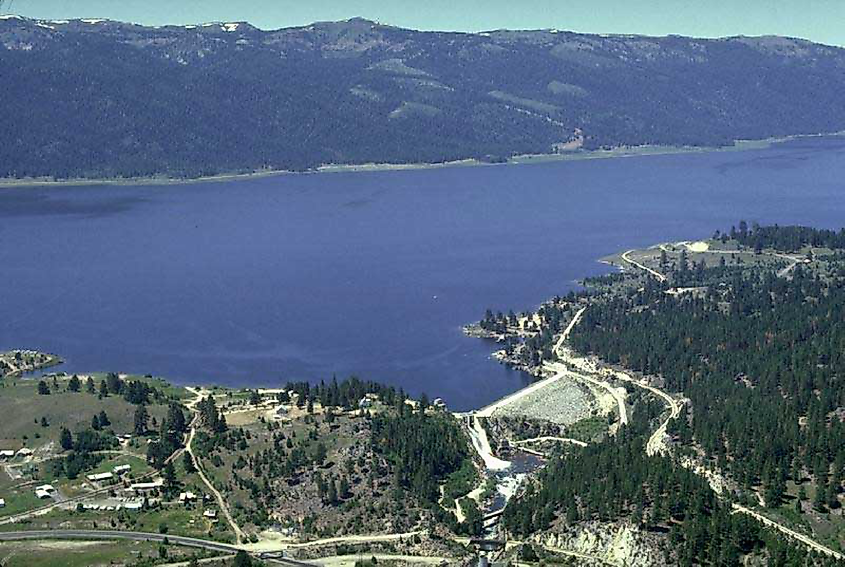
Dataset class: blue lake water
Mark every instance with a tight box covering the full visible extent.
[1,137,844,410]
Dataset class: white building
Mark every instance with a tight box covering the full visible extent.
[35,484,56,499]
[203,509,218,519]
[113,465,131,475]
[179,491,197,503]
[130,480,164,492]
[87,472,114,483]
[16,448,33,457]
[0,498,5,508]
[0,450,14,459]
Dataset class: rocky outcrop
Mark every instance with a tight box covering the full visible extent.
[533,521,670,567]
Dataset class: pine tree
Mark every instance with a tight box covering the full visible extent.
[183,452,196,474]
[163,461,177,491]
[60,427,73,450]
[327,480,338,504]
[134,405,149,436]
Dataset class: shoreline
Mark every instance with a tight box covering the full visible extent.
[2,130,842,190]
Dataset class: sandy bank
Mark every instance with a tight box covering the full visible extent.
[4,130,840,190]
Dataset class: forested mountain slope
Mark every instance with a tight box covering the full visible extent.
[3,15,845,179]
[484,226,845,564]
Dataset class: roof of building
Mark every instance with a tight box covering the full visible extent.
[87,472,114,482]
[130,480,164,490]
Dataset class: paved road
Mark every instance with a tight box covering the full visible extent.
[0,530,240,553]
[0,530,320,566]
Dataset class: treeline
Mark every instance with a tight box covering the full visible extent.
[571,263,845,509]
[719,222,845,252]
[283,377,403,410]
[40,372,165,405]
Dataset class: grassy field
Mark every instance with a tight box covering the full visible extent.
[0,502,233,542]
[0,539,224,567]
[0,377,178,450]
[0,485,45,518]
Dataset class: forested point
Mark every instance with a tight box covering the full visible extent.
[500,225,845,565]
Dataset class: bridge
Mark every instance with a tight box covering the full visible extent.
[469,537,506,552]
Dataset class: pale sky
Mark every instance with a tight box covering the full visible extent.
[6,0,845,47]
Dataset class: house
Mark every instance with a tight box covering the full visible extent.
[123,501,143,511]
[203,509,218,519]
[87,472,114,483]
[35,484,56,499]
[179,491,197,503]
[130,480,164,493]
[0,498,5,508]
[0,450,15,459]
[113,465,131,475]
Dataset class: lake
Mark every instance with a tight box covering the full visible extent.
[1,136,844,411]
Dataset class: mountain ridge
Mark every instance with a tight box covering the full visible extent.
[3,15,845,179]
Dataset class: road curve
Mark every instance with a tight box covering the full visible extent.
[608,372,681,456]
[621,250,667,282]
